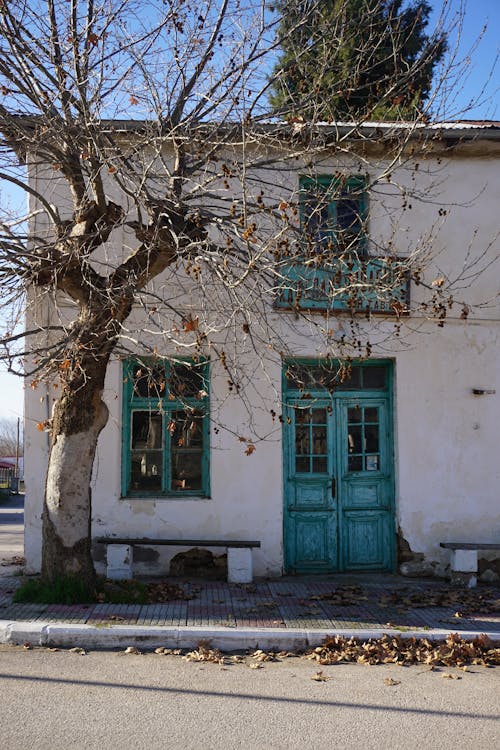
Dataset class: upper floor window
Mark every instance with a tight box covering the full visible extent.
[300,175,368,257]
[122,358,209,498]
[276,173,409,313]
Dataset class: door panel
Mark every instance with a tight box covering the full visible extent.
[290,513,337,571]
[342,511,390,569]
[339,398,394,570]
[345,482,382,508]
[284,387,395,573]
[284,402,337,573]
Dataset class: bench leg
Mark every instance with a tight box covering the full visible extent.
[450,549,477,588]
[227,547,253,583]
[107,544,133,580]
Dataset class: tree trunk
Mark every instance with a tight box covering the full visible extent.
[41,363,110,585]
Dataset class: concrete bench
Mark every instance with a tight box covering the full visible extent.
[96,537,261,584]
[440,542,500,587]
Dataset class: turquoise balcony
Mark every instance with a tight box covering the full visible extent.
[276,256,410,314]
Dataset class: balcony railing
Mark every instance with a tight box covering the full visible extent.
[276,256,410,314]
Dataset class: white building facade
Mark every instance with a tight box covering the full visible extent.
[24,124,500,581]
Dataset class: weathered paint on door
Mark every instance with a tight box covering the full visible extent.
[283,363,395,573]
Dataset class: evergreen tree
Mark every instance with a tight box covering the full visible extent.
[270,0,447,121]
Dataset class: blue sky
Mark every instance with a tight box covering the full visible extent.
[0,0,498,426]
[431,0,499,119]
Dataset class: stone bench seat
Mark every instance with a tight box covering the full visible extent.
[440,542,500,587]
[96,537,261,584]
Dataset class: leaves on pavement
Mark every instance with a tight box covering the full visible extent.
[311,670,332,682]
[378,588,499,615]
[383,677,401,686]
[183,641,225,664]
[306,633,500,667]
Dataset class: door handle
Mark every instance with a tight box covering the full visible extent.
[331,477,336,499]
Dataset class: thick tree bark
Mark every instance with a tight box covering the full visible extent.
[41,358,110,584]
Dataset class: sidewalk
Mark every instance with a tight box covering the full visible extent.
[1,567,499,650]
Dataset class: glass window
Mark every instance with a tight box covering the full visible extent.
[347,405,381,473]
[285,362,387,393]
[123,359,209,497]
[300,175,367,258]
[294,406,328,474]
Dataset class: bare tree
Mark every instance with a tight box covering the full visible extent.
[0,417,22,457]
[0,0,494,582]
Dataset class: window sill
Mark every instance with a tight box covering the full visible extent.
[121,494,211,502]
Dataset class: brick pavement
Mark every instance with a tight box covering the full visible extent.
[1,574,499,634]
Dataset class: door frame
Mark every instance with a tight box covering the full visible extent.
[282,359,396,574]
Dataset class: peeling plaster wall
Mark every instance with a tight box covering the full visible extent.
[24,146,500,577]
[394,323,500,574]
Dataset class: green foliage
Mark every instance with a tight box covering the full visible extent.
[270,0,447,121]
[13,576,149,605]
[13,575,95,604]
[100,580,149,604]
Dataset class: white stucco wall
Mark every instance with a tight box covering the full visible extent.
[23,139,500,577]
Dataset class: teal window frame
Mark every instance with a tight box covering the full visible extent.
[276,175,410,313]
[299,174,368,257]
[283,358,391,395]
[121,358,210,498]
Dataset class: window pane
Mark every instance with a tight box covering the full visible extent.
[131,412,162,449]
[170,410,205,492]
[303,192,331,251]
[132,364,166,398]
[295,409,311,424]
[338,366,361,389]
[348,455,363,472]
[172,451,203,491]
[312,426,326,454]
[295,427,309,456]
[337,197,361,233]
[364,424,379,453]
[312,408,326,424]
[362,367,386,389]
[169,363,206,398]
[365,455,379,471]
[336,197,362,252]
[364,407,378,423]
[348,406,362,423]
[295,456,309,473]
[131,450,162,491]
[170,411,203,448]
[348,425,362,453]
[312,457,327,473]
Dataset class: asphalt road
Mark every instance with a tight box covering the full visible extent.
[0,645,498,750]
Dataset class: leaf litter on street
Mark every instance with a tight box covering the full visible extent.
[143,633,500,671]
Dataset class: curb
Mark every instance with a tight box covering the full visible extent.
[1,620,499,651]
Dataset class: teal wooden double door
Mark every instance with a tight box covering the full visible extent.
[284,370,395,573]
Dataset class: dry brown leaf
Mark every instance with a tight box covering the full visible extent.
[305,633,500,668]
[183,643,225,664]
[311,671,332,682]
[384,677,401,686]
[69,647,86,655]
[124,646,141,655]
[182,315,199,332]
